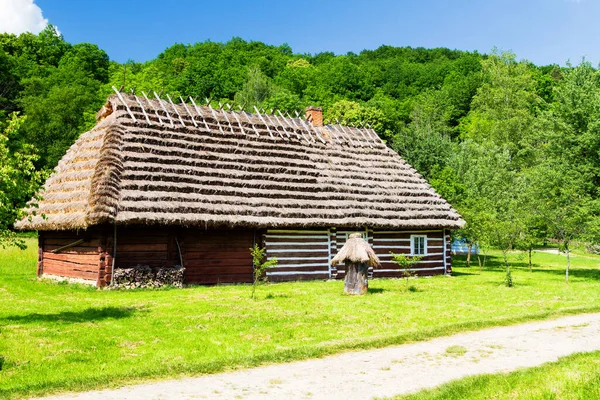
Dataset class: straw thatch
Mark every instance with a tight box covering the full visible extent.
[331,233,381,267]
[16,93,465,231]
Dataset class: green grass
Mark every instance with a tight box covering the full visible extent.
[2,239,600,398]
[396,351,600,399]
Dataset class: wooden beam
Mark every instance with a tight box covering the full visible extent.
[50,239,85,254]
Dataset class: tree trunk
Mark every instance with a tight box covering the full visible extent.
[466,243,472,267]
[528,248,532,273]
[565,242,570,283]
[344,261,369,295]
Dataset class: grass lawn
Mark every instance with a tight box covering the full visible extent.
[396,351,600,399]
[2,238,600,398]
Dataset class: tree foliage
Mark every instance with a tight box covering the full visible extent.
[0,113,45,248]
[2,28,600,260]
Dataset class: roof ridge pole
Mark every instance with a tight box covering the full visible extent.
[285,111,310,144]
[111,86,138,123]
[357,122,373,148]
[289,113,312,145]
[166,94,186,127]
[299,117,325,143]
[153,91,175,127]
[296,110,326,144]
[321,119,341,145]
[142,91,163,125]
[277,110,303,141]
[206,98,225,135]
[218,102,235,134]
[349,122,364,148]
[271,113,292,138]
[253,106,274,139]
[337,119,357,147]
[228,104,246,135]
[295,111,316,143]
[366,123,382,145]
[326,124,343,145]
[300,112,326,144]
[335,118,352,145]
[179,96,198,127]
[238,108,260,136]
[264,112,287,140]
[190,97,211,131]
[133,93,152,125]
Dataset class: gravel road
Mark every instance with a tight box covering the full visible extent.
[35,313,600,400]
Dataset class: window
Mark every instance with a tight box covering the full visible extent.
[411,235,427,256]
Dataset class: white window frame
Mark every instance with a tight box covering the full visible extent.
[410,235,427,256]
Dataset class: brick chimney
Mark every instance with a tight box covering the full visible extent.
[305,106,323,127]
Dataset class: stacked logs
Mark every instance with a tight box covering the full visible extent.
[112,265,185,288]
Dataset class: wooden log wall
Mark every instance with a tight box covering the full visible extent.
[37,226,452,287]
[444,230,452,274]
[97,234,113,287]
[114,227,176,269]
[264,229,331,282]
[181,229,253,284]
[372,230,447,277]
[40,230,103,282]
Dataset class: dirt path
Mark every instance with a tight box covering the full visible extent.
[36,313,600,400]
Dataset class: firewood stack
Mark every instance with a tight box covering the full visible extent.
[112,265,185,288]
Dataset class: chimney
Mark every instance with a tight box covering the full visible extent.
[305,106,323,127]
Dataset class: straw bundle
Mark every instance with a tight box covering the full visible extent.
[331,233,381,267]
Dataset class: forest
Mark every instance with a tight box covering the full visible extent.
[1,25,599,272]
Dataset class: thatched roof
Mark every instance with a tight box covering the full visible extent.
[331,233,381,267]
[16,93,465,231]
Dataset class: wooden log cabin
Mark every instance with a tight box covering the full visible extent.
[16,92,464,287]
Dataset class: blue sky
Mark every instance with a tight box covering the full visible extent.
[13,0,600,66]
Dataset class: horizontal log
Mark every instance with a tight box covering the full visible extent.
[116,243,169,252]
[117,252,169,261]
[44,252,100,265]
[117,236,169,245]
[373,232,443,240]
[184,274,252,284]
[263,237,329,244]
[184,266,253,276]
[44,238,101,246]
[115,261,173,268]
[270,273,329,282]
[43,260,98,280]
[184,258,253,268]
[116,228,169,236]
[272,258,329,266]
[182,233,252,242]
[268,265,329,273]
[183,251,252,261]
[43,244,100,255]
[182,242,253,251]
[427,240,444,247]
[265,251,329,259]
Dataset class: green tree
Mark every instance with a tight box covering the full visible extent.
[460,51,540,166]
[234,66,274,109]
[527,162,597,282]
[0,113,45,248]
[249,244,278,299]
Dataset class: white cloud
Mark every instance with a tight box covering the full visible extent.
[0,0,49,35]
